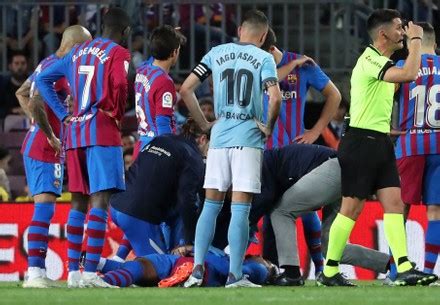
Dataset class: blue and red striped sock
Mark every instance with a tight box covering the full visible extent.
[27,202,55,269]
[115,235,132,260]
[424,220,440,273]
[103,261,144,287]
[101,258,124,273]
[67,209,86,271]
[301,212,324,274]
[84,208,108,272]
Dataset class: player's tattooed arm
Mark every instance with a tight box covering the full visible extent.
[257,79,282,140]
[15,79,33,119]
[30,93,62,155]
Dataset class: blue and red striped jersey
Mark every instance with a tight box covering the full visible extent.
[263,51,330,149]
[36,37,131,149]
[21,54,69,163]
[395,54,440,159]
[134,62,176,143]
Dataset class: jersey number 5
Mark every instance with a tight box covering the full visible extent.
[78,65,95,110]
[411,84,440,128]
[220,68,254,107]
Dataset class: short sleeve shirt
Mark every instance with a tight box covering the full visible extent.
[349,45,395,133]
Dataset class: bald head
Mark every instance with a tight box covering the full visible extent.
[58,25,92,56]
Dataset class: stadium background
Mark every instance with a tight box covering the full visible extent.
[0,0,439,281]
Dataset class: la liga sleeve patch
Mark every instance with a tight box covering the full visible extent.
[162,92,173,108]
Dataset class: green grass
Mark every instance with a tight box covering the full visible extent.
[0,281,439,305]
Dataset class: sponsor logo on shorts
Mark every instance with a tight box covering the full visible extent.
[53,179,61,188]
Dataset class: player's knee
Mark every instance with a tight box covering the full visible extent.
[427,205,440,220]
[71,192,89,213]
[90,191,112,209]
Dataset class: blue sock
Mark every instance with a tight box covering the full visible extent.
[424,220,440,273]
[67,209,86,271]
[28,202,55,269]
[103,261,144,287]
[116,235,132,260]
[101,259,124,273]
[388,251,397,280]
[84,208,108,272]
[193,199,223,268]
[228,203,251,280]
[301,212,324,273]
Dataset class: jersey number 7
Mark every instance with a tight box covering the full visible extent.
[78,65,95,110]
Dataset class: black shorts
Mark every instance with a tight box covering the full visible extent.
[337,127,400,199]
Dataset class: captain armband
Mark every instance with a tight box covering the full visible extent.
[192,63,212,82]
[264,78,278,90]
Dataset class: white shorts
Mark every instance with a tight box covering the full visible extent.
[203,147,263,193]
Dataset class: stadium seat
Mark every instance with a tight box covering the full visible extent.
[8,148,25,176]
[0,131,27,149]
[8,175,26,199]
[3,115,30,132]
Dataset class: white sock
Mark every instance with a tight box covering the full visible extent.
[97,258,107,271]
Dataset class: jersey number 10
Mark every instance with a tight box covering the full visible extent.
[220,68,253,107]
[411,84,440,128]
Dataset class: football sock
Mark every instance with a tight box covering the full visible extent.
[424,220,440,273]
[84,208,108,272]
[100,258,124,273]
[116,235,132,260]
[301,212,324,273]
[228,203,251,280]
[193,199,223,267]
[67,209,86,271]
[388,256,398,281]
[103,261,144,287]
[28,202,55,270]
[383,213,412,273]
[323,213,355,277]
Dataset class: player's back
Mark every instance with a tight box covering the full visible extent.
[395,53,440,158]
[263,144,336,193]
[134,63,175,140]
[205,42,277,149]
[21,55,68,163]
[110,134,204,223]
[63,37,130,148]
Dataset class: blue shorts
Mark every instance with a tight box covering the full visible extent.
[110,206,166,256]
[424,154,440,205]
[23,156,64,196]
[66,146,125,194]
[142,254,179,279]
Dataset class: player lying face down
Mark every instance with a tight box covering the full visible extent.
[98,245,278,287]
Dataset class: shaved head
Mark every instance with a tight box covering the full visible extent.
[58,25,92,55]
[239,10,269,47]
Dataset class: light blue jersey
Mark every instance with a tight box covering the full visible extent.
[200,42,277,149]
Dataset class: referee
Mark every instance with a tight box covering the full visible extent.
[318,9,438,286]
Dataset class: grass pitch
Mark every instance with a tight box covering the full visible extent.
[0,281,439,305]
